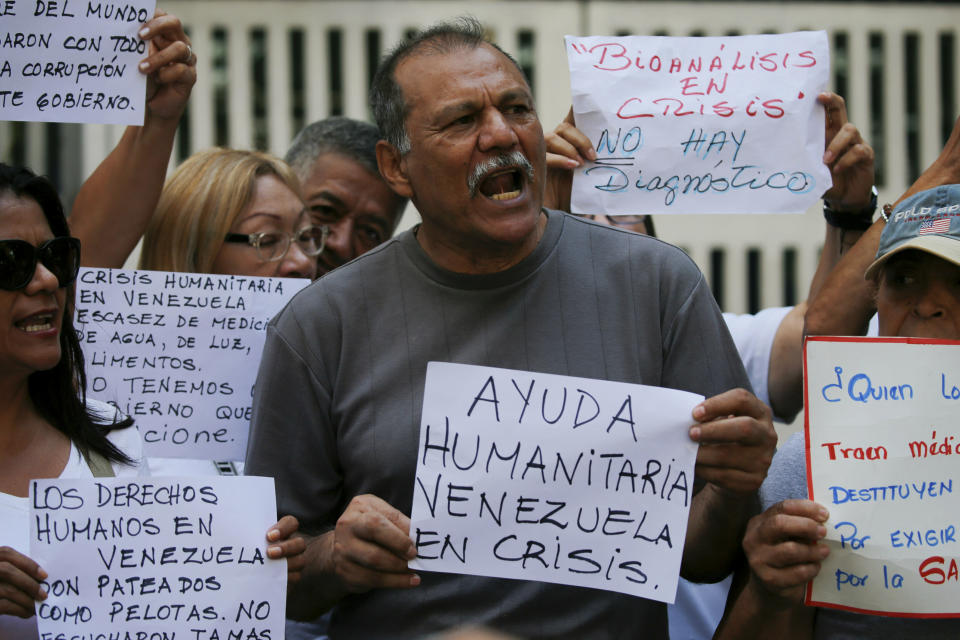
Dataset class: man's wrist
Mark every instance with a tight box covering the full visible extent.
[823,186,878,230]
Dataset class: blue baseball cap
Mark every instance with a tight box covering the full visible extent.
[864,184,960,280]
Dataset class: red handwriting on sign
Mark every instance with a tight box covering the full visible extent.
[616,96,786,120]
[821,441,889,461]
[679,75,728,96]
[919,556,960,585]
[908,430,960,458]
[569,41,818,74]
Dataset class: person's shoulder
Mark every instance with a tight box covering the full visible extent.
[268,235,407,344]
[723,306,793,344]
[284,235,405,310]
[557,211,697,267]
[320,234,405,286]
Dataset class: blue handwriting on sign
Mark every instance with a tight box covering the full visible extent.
[820,366,914,403]
[942,373,960,400]
[883,565,904,589]
[597,127,644,155]
[680,128,745,162]
[829,479,953,504]
[584,163,815,206]
[835,521,870,549]
[835,568,868,591]
[889,525,956,549]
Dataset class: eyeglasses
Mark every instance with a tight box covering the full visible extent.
[0,237,81,291]
[223,224,329,262]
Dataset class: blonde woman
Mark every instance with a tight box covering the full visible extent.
[140,149,322,483]
[140,147,323,280]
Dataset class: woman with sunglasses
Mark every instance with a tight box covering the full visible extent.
[0,164,146,638]
[0,164,307,637]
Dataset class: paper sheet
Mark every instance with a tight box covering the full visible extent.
[30,475,286,638]
[566,31,831,214]
[74,267,309,460]
[805,337,960,616]
[409,361,702,601]
[0,0,156,125]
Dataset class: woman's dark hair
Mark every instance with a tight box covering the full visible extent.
[0,163,132,464]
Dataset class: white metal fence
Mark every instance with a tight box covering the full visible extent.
[2,1,957,313]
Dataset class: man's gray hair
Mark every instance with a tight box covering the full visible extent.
[369,16,527,155]
[285,116,382,179]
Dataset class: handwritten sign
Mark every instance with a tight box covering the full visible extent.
[565,31,830,215]
[409,362,701,601]
[29,476,285,639]
[805,337,960,616]
[0,0,155,125]
[74,267,309,460]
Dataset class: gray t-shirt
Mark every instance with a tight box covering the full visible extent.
[763,433,960,639]
[246,209,751,639]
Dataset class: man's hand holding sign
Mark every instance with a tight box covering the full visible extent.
[684,388,776,581]
[291,367,774,607]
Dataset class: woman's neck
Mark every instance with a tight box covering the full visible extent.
[0,374,71,497]
[0,374,36,441]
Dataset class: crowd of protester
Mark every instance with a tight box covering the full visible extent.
[1,11,959,640]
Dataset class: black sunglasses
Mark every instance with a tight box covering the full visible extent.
[0,237,81,291]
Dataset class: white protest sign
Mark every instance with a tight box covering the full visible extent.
[805,337,960,616]
[74,267,309,460]
[29,476,285,639]
[0,0,155,125]
[565,31,830,215]
[409,361,701,601]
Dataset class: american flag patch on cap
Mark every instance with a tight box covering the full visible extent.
[918,218,951,235]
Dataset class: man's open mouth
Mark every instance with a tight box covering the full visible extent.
[478,169,523,201]
[468,151,535,200]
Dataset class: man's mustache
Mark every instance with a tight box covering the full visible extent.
[467,151,535,197]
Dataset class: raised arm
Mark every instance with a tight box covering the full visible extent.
[543,107,594,213]
[805,112,960,337]
[765,92,875,419]
[71,9,196,268]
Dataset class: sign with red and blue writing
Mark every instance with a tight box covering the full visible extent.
[805,336,960,616]
[565,31,830,215]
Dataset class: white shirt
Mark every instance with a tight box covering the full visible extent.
[0,401,146,640]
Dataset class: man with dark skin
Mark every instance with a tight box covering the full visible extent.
[246,18,777,639]
[716,187,960,639]
[285,117,407,276]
